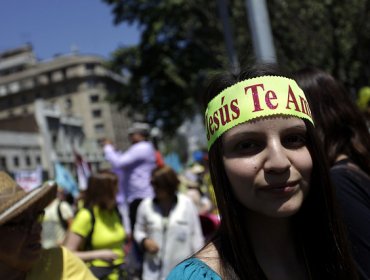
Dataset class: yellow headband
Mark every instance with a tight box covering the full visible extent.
[205,76,314,150]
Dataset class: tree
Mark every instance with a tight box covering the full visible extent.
[102,0,252,135]
[268,0,370,90]
[103,0,370,135]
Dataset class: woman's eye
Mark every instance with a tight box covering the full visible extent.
[283,134,306,148]
[235,141,261,153]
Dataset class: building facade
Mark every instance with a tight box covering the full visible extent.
[0,45,132,177]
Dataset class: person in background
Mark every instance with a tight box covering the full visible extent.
[181,174,219,240]
[151,130,165,168]
[134,165,204,280]
[294,67,370,279]
[103,122,157,278]
[181,168,212,216]
[0,171,96,280]
[103,122,156,234]
[64,172,126,280]
[168,64,358,279]
[42,187,74,249]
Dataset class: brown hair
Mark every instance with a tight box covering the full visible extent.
[151,165,179,196]
[84,172,118,209]
[293,67,370,174]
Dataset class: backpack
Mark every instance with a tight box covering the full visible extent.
[81,206,126,280]
[57,201,69,230]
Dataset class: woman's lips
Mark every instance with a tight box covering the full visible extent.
[259,181,299,194]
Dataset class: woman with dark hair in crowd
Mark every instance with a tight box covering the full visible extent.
[167,64,358,279]
[65,172,126,280]
[294,67,370,279]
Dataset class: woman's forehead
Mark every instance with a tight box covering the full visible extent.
[223,116,306,137]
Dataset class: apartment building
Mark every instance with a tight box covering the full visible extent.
[0,45,132,177]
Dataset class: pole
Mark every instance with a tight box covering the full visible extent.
[217,0,240,74]
[245,0,277,63]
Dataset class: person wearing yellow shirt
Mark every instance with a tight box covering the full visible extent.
[65,172,126,280]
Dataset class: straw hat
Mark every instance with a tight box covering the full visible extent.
[0,171,57,225]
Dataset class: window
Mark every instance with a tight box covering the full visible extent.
[86,79,96,88]
[86,63,95,71]
[0,85,7,96]
[90,94,99,103]
[65,98,72,109]
[0,157,7,170]
[36,156,41,165]
[52,134,58,146]
[94,123,104,133]
[7,98,14,106]
[9,82,20,93]
[13,156,19,167]
[92,109,102,118]
[26,156,31,166]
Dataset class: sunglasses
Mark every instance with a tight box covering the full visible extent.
[2,210,45,232]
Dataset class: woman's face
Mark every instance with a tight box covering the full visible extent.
[222,117,312,218]
[152,183,171,201]
[0,210,44,271]
[102,189,117,210]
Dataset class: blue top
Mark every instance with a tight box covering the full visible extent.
[167,257,221,280]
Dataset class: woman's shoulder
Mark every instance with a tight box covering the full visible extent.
[167,257,221,280]
[331,160,370,189]
[73,207,94,223]
[75,206,91,215]
[167,242,221,280]
[27,247,96,280]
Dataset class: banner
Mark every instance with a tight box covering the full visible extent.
[15,166,43,192]
[74,151,91,191]
[54,162,79,197]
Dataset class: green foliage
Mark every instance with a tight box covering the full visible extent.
[268,0,370,88]
[102,0,251,135]
[103,0,370,135]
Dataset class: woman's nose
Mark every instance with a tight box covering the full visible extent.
[264,141,290,173]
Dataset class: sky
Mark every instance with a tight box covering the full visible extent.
[0,0,140,61]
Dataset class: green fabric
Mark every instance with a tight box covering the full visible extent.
[71,206,126,268]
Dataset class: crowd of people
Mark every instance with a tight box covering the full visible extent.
[1,63,370,280]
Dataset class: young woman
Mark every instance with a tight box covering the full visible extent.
[64,172,126,280]
[134,165,204,280]
[294,67,370,279]
[167,64,358,279]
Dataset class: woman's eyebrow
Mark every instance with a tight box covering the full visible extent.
[225,130,263,138]
[285,125,307,131]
